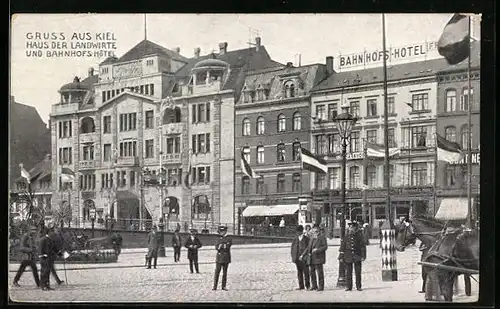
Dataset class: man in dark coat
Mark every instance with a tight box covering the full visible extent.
[48,225,64,285]
[111,232,123,256]
[39,227,54,291]
[12,225,40,288]
[146,225,160,269]
[339,220,367,291]
[307,224,328,291]
[212,226,232,291]
[184,228,202,273]
[172,229,182,263]
[291,225,310,290]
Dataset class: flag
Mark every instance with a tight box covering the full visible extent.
[300,147,327,174]
[63,251,70,260]
[184,158,191,189]
[61,167,75,182]
[438,13,470,65]
[361,183,369,191]
[241,151,257,178]
[19,163,31,183]
[436,133,463,163]
[366,142,400,158]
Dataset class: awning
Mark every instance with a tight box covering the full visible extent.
[242,204,299,217]
[435,198,473,220]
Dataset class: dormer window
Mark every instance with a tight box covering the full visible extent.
[284,80,296,98]
[146,59,154,66]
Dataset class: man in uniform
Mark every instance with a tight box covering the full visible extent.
[212,226,232,291]
[39,227,54,291]
[12,225,40,288]
[146,225,160,269]
[291,225,310,290]
[184,228,202,273]
[172,229,182,263]
[307,224,328,291]
[339,220,366,291]
[48,225,64,285]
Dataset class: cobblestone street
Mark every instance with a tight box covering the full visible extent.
[9,243,478,303]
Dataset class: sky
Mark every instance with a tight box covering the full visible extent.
[11,13,471,124]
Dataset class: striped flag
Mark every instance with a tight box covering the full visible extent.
[437,133,463,163]
[19,163,31,183]
[438,13,470,65]
[300,147,327,174]
[366,142,400,158]
[241,151,257,178]
[60,167,75,182]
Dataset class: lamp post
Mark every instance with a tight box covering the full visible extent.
[89,206,96,238]
[334,112,358,287]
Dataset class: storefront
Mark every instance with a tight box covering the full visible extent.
[240,199,300,236]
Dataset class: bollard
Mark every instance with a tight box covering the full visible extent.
[380,221,398,281]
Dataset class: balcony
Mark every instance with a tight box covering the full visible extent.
[51,102,79,115]
[192,81,222,96]
[162,123,185,135]
[79,160,96,169]
[161,152,182,164]
[116,156,139,166]
[79,132,98,144]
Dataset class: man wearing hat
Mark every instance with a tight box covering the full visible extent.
[12,225,41,288]
[146,225,160,269]
[184,228,202,273]
[48,225,64,285]
[171,229,182,263]
[339,220,366,291]
[213,226,232,291]
[39,226,55,291]
[306,223,328,291]
[291,225,310,290]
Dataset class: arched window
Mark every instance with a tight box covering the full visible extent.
[292,173,301,192]
[191,195,211,220]
[83,199,95,222]
[285,84,291,98]
[461,125,470,149]
[80,117,95,134]
[349,166,360,189]
[366,165,377,187]
[277,173,286,193]
[256,116,265,135]
[163,107,181,124]
[461,87,474,111]
[445,89,457,112]
[256,146,265,164]
[290,84,295,98]
[256,176,265,194]
[241,176,250,195]
[242,146,251,163]
[242,118,251,136]
[292,112,301,131]
[277,143,286,162]
[445,126,456,142]
[277,114,286,132]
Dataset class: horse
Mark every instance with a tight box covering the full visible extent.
[424,227,479,302]
[395,215,472,300]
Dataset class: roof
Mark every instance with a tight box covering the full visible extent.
[193,58,229,69]
[118,40,189,63]
[15,155,52,183]
[100,56,118,65]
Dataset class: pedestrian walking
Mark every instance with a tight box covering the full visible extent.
[279,217,286,236]
[12,225,41,288]
[48,225,64,285]
[111,232,123,257]
[212,226,232,291]
[338,220,366,291]
[171,229,182,262]
[291,225,310,290]
[307,224,328,291]
[39,227,54,291]
[146,225,160,269]
[184,228,202,273]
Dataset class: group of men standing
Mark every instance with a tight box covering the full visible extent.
[291,220,367,292]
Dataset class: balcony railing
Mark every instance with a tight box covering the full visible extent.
[192,81,221,95]
[79,132,98,144]
[161,152,182,164]
[116,156,139,166]
[51,102,79,115]
[79,160,96,169]
[162,123,185,135]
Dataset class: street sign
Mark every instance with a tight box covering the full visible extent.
[89,208,96,219]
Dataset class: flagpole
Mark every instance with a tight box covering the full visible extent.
[434,132,438,216]
[466,16,473,228]
[362,138,368,223]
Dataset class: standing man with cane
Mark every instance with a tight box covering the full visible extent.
[48,224,64,285]
[12,225,40,288]
[212,226,232,291]
[39,227,54,291]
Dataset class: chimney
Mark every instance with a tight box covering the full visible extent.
[326,56,334,76]
[219,42,228,55]
[286,62,293,68]
[88,67,94,77]
[194,47,201,58]
[73,76,80,83]
[174,47,180,54]
[255,37,261,51]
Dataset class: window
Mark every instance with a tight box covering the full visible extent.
[366,129,377,144]
[103,116,111,134]
[256,117,265,135]
[257,146,265,164]
[328,102,338,120]
[145,111,154,129]
[145,140,154,158]
[80,174,96,191]
[82,144,94,161]
[292,173,301,192]
[328,167,339,190]
[58,120,73,138]
[316,105,326,120]
[445,89,457,112]
[121,171,127,187]
[241,176,250,195]
[461,125,470,149]
[166,136,181,154]
[315,135,327,155]
[366,165,377,187]
[328,134,340,154]
[388,128,396,147]
[192,166,210,185]
[277,114,286,132]
[192,195,211,220]
[192,103,211,123]
[315,173,326,190]
[350,101,360,117]
[277,174,286,193]
[119,141,137,157]
[445,126,457,142]
[277,143,286,162]
[119,113,137,131]
[292,112,301,131]
[256,176,265,194]
[387,97,395,114]
[192,133,210,153]
[198,134,206,153]
[350,131,361,153]
[412,126,427,147]
[150,84,155,95]
[242,118,251,136]
[292,142,301,161]
[80,117,95,134]
[242,147,251,163]
[411,163,427,186]
[130,170,136,187]
[367,99,377,116]
[146,59,154,66]
[58,147,72,164]
[411,93,429,111]
[446,166,456,186]
[349,166,361,189]
[198,104,206,123]
[461,88,473,111]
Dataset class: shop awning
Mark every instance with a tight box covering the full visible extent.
[435,198,473,220]
[242,204,299,217]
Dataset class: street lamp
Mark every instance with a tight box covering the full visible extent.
[89,206,96,238]
[334,111,358,287]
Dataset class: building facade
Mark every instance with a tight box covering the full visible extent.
[234,60,329,234]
